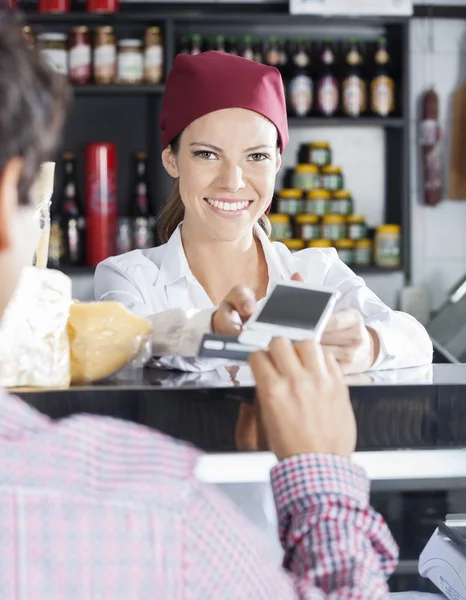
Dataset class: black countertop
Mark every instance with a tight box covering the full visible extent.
[15,364,466,454]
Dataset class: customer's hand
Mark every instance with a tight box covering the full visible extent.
[249,338,356,461]
[321,308,380,375]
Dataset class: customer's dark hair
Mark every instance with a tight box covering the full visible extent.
[0,10,71,205]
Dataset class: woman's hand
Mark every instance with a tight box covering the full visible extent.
[321,308,380,375]
[248,338,356,461]
[212,285,258,335]
[212,273,304,336]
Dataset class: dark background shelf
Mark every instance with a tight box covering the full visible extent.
[72,84,165,95]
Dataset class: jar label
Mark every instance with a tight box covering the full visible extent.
[289,75,313,117]
[294,51,309,68]
[310,148,328,167]
[371,76,394,116]
[342,76,366,117]
[324,174,341,191]
[70,44,91,79]
[118,52,144,83]
[95,44,116,70]
[40,48,67,76]
[145,46,163,83]
[317,76,339,116]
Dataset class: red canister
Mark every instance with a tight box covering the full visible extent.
[38,0,70,13]
[87,0,118,13]
[85,143,118,266]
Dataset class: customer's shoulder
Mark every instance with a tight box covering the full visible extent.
[52,414,201,501]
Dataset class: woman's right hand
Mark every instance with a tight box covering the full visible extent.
[249,338,356,461]
[212,285,258,335]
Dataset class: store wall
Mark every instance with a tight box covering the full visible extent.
[410,18,466,311]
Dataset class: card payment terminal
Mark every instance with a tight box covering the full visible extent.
[419,514,466,599]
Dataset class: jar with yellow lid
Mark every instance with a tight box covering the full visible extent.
[308,142,332,167]
[354,239,372,266]
[292,164,320,191]
[277,189,304,215]
[375,225,401,267]
[282,239,305,253]
[331,190,353,216]
[269,214,292,240]
[322,214,345,240]
[321,165,344,191]
[308,239,332,248]
[334,239,354,265]
[305,189,330,216]
[347,215,367,240]
[294,214,320,240]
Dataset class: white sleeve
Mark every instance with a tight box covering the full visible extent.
[320,249,433,370]
[94,261,219,372]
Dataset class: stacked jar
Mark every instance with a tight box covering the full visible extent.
[34,25,164,85]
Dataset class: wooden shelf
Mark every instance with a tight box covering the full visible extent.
[288,117,405,128]
[72,84,165,95]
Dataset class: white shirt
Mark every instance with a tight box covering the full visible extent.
[94,224,433,372]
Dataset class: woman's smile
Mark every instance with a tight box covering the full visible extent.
[204,197,253,217]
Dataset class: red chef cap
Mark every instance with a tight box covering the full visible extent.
[159,51,289,153]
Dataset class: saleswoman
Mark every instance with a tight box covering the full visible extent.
[94,50,432,373]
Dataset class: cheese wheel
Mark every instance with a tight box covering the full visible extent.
[68,301,152,384]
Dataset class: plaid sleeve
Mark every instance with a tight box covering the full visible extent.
[271,453,399,599]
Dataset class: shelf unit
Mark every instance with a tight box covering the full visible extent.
[22,3,411,280]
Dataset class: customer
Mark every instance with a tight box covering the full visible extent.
[0,15,397,598]
[95,50,433,374]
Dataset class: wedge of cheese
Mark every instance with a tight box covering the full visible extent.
[68,301,153,384]
[0,267,72,388]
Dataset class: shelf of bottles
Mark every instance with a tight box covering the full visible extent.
[48,150,155,271]
[176,34,400,123]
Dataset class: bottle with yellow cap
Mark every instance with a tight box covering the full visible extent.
[322,214,345,240]
[292,164,320,191]
[321,165,344,191]
[334,239,354,265]
[282,239,305,253]
[305,188,330,216]
[347,215,367,240]
[295,214,321,240]
[331,190,353,216]
[375,224,401,267]
[269,214,292,240]
[354,239,372,266]
[277,188,304,215]
[308,141,332,167]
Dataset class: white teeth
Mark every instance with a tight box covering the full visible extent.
[206,198,249,212]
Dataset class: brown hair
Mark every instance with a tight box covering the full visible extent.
[156,132,273,244]
[0,11,71,206]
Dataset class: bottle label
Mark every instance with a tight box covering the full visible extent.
[242,48,254,61]
[317,76,339,116]
[132,217,154,249]
[118,52,144,83]
[371,76,394,116]
[342,76,366,117]
[289,75,313,117]
[70,44,91,81]
[267,49,281,66]
[294,51,309,68]
[88,172,118,217]
[40,48,68,76]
